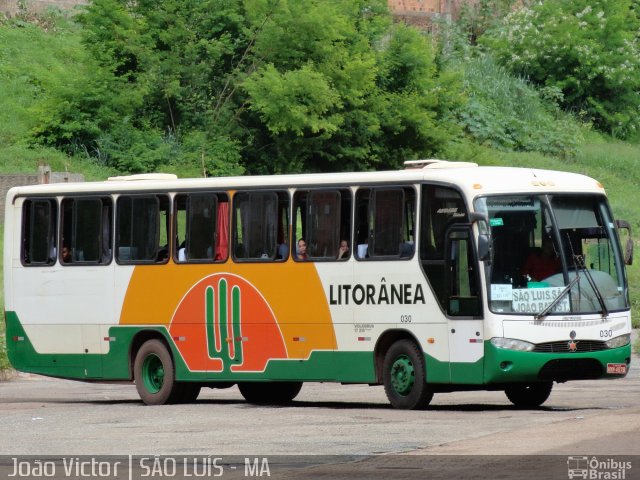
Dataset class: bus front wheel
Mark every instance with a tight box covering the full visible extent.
[383,340,433,410]
[505,382,553,408]
[134,339,179,405]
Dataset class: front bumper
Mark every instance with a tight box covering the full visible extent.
[483,341,631,384]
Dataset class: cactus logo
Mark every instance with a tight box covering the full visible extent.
[169,273,288,373]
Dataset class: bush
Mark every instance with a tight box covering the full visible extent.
[453,54,582,157]
[482,0,640,139]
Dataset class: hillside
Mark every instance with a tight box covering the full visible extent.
[0,10,639,370]
[0,16,638,299]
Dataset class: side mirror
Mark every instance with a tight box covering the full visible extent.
[468,212,489,224]
[615,220,633,266]
[477,233,492,262]
[469,212,492,263]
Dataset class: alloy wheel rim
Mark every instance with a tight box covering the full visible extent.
[390,354,415,396]
[142,353,164,393]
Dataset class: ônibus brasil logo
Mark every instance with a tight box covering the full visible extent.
[567,456,632,479]
[169,274,287,373]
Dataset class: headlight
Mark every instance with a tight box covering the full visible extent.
[490,337,535,352]
[605,334,631,349]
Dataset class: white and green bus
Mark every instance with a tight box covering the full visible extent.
[3,160,633,408]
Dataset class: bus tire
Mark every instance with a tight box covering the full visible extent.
[238,381,303,405]
[505,382,552,408]
[134,339,179,406]
[383,340,433,410]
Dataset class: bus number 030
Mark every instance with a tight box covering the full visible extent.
[400,315,412,323]
[600,329,613,338]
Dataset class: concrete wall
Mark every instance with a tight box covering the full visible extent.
[0,171,84,222]
[0,175,39,223]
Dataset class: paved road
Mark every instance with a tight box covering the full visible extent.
[1,349,639,479]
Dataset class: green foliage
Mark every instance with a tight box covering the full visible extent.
[482,0,640,139]
[29,0,249,174]
[0,16,117,179]
[243,11,463,173]
[244,64,343,136]
[373,25,464,168]
[456,0,521,45]
[454,54,582,157]
[27,0,462,175]
[165,131,244,178]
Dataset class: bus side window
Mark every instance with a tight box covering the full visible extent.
[60,197,112,265]
[355,186,415,260]
[293,189,352,261]
[233,191,289,262]
[174,193,228,263]
[22,198,57,266]
[116,195,170,264]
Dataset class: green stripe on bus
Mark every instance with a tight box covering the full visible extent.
[5,313,631,386]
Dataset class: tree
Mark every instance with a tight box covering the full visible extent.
[242,2,462,172]
[482,0,640,138]
[32,0,462,174]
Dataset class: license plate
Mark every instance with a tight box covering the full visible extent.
[606,363,627,375]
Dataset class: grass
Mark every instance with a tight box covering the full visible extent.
[0,17,116,180]
[455,54,582,158]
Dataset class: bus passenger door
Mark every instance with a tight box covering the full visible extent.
[445,227,484,384]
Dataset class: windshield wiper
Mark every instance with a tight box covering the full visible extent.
[574,255,609,318]
[535,254,609,321]
[535,274,579,321]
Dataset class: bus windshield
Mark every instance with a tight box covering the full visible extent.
[475,194,628,315]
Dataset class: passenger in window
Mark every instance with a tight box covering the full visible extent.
[157,245,169,262]
[61,245,72,263]
[177,240,186,262]
[521,237,561,282]
[297,238,308,260]
[338,240,349,259]
[277,243,289,260]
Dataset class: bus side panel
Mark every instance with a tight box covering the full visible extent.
[320,260,453,384]
[5,311,124,379]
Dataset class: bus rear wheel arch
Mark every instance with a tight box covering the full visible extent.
[382,339,433,410]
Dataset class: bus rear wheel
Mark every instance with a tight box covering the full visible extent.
[238,381,303,405]
[383,340,433,410]
[134,339,179,405]
[505,382,553,408]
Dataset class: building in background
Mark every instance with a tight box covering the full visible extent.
[2,0,476,25]
[387,0,476,29]
[0,164,83,222]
